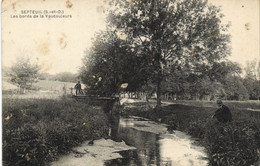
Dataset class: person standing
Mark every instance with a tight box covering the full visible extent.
[63,84,67,95]
[212,100,232,123]
[74,81,82,96]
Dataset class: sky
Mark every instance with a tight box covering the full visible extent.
[2,0,260,74]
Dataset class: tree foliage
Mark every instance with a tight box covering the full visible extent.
[10,57,40,93]
[80,0,260,102]
[107,0,231,108]
[223,75,249,100]
[243,59,260,100]
[51,72,77,82]
[80,31,148,96]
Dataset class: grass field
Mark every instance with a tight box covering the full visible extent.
[122,100,260,166]
[3,79,87,99]
[33,80,77,91]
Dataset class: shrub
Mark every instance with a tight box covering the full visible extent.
[2,98,109,166]
[3,125,49,166]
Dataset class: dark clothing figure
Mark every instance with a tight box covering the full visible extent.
[63,85,66,95]
[75,81,82,95]
[213,104,232,123]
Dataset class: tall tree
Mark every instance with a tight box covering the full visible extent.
[244,59,260,100]
[257,61,260,80]
[10,57,40,93]
[245,60,257,79]
[107,0,231,109]
[223,75,249,100]
[80,31,148,96]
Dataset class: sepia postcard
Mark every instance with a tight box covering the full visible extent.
[2,0,260,166]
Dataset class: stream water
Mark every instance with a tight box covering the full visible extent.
[51,115,208,166]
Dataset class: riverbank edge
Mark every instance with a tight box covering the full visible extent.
[120,102,260,166]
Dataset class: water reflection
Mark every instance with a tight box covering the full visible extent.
[51,115,207,166]
[105,127,160,166]
[105,116,208,166]
[159,133,208,166]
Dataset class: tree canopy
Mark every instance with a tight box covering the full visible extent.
[10,57,40,93]
[80,0,236,106]
[80,31,149,96]
[108,0,231,108]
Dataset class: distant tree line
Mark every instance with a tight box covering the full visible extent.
[162,59,260,100]
[39,72,78,83]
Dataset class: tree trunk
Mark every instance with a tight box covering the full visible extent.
[153,51,163,111]
[146,94,149,103]
[156,78,162,110]
[155,65,162,111]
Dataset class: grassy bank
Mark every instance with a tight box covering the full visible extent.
[122,101,260,166]
[171,100,260,110]
[2,97,109,166]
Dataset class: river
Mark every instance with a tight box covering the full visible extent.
[51,115,208,166]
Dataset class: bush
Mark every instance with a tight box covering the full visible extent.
[3,125,49,166]
[190,120,259,166]
[2,98,109,166]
